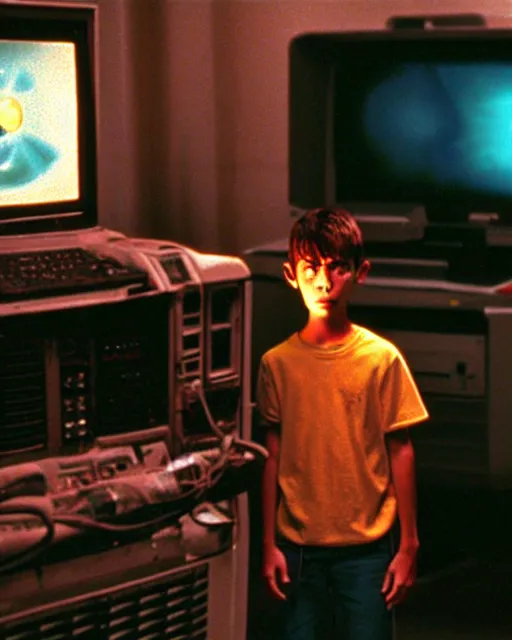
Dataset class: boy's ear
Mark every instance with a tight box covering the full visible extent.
[354,259,371,284]
[282,262,299,289]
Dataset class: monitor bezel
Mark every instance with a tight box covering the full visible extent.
[0,3,97,235]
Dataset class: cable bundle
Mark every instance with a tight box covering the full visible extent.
[0,435,267,574]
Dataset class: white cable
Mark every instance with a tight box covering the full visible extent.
[189,378,229,441]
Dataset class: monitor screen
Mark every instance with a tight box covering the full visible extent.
[332,34,512,214]
[0,5,96,234]
[1,40,79,205]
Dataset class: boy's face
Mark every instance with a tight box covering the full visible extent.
[283,254,370,318]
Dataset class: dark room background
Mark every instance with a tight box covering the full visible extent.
[96,0,512,256]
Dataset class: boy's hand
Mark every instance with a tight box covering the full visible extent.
[381,544,418,609]
[263,544,290,600]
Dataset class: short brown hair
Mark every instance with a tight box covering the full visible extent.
[288,208,364,270]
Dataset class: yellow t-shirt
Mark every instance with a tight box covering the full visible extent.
[257,324,429,546]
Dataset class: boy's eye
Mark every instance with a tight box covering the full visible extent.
[302,261,351,278]
[329,261,351,273]
[303,265,317,278]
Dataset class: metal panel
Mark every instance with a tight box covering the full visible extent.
[485,308,512,487]
[378,330,486,397]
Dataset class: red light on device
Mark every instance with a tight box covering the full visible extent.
[495,282,512,295]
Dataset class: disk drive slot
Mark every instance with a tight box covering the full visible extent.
[378,330,486,397]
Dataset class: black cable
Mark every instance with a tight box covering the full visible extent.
[55,508,185,533]
[52,451,236,535]
[52,463,212,534]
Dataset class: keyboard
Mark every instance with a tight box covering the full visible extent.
[0,248,148,301]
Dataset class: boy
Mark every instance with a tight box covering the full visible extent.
[257,208,428,640]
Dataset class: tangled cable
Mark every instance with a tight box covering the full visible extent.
[0,435,267,574]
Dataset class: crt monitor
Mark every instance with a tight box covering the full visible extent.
[0,3,97,235]
[333,32,512,221]
[290,31,512,224]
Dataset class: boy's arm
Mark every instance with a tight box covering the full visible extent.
[257,358,289,598]
[379,350,428,607]
[261,423,290,599]
[382,427,419,608]
[387,427,419,550]
[262,425,281,550]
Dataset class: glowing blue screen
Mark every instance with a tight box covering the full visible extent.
[334,41,512,209]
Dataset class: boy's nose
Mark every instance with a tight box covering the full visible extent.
[314,266,332,291]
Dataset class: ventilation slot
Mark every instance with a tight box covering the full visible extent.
[180,287,202,379]
[182,288,201,325]
[0,336,46,455]
[2,564,209,640]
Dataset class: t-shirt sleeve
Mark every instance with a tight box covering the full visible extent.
[256,356,281,425]
[380,351,429,432]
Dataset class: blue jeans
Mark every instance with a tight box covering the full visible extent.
[278,535,393,640]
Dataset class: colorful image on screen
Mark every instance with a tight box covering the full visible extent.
[363,63,512,197]
[0,41,79,206]
[334,42,512,209]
